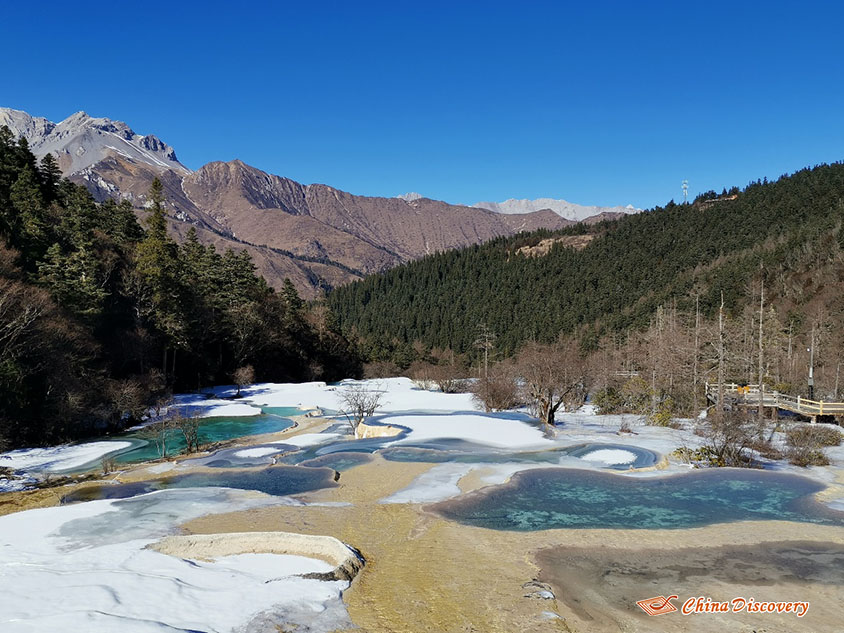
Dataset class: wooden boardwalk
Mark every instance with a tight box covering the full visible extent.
[706,383,844,419]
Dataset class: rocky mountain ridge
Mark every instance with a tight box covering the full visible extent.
[473,197,639,222]
[1,107,632,296]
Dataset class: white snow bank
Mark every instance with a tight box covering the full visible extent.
[385,413,553,449]
[234,447,280,458]
[276,432,344,448]
[171,393,262,418]
[0,441,132,474]
[381,463,474,504]
[0,488,353,633]
[237,377,478,414]
[579,448,637,465]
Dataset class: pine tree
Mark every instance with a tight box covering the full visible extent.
[39,153,62,203]
[38,243,107,317]
[281,278,304,324]
[10,165,48,258]
[134,178,186,372]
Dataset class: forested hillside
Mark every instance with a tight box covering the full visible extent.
[329,164,844,390]
[0,128,359,449]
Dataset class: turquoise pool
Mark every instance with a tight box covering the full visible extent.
[432,468,844,530]
[103,407,301,467]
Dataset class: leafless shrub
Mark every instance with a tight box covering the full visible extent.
[699,411,765,467]
[788,448,830,467]
[363,361,400,379]
[408,361,436,390]
[429,363,464,393]
[472,364,520,412]
[787,424,842,448]
[785,423,839,467]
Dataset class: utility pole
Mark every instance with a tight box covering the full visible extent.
[717,292,725,416]
[693,294,700,413]
[808,324,815,400]
[757,275,765,421]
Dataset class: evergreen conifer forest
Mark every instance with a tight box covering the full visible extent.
[328,164,844,407]
[0,128,359,448]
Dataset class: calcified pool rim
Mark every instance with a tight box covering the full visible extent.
[430,467,844,531]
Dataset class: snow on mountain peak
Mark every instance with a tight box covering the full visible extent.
[0,107,190,176]
[473,197,640,223]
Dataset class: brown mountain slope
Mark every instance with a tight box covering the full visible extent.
[3,108,627,297]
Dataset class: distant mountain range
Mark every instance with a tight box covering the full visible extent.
[1,107,638,296]
[473,198,640,223]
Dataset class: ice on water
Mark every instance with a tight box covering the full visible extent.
[0,488,353,633]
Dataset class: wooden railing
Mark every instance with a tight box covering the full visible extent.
[705,382,844,417]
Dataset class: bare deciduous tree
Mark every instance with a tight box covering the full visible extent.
[232,365,255,397]
[176,416,201,453]
[109,377,146,423]
[145,416,174,459]
[473,323,496,379]
[516,340,591,426]
[340,383,384,435]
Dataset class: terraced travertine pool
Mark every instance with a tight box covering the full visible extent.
[431,467,844,530]
[82,407,302,470]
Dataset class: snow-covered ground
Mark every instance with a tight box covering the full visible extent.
[3,378,842,507]
[169,393,263,418]
[234,446,282,458]
[0,488,353,633]
[228,377,477,414]
[1,377,842,631]
[0,441,133,475]
[381,412,553,449]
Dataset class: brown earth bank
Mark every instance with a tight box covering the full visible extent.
[537,541,844,633]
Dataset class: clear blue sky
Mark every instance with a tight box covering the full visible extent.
[2,1,843,209]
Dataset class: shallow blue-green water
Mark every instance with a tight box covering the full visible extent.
[61,464,337,504]
[299,452,374,471]
[111,408,301,465]
[432,468,844,530]
[379,442,659,470]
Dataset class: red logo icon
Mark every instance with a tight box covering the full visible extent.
[637,595,678,616]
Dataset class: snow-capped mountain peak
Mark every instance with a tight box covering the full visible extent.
[473,197,640,223]
[0,107,189,175]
